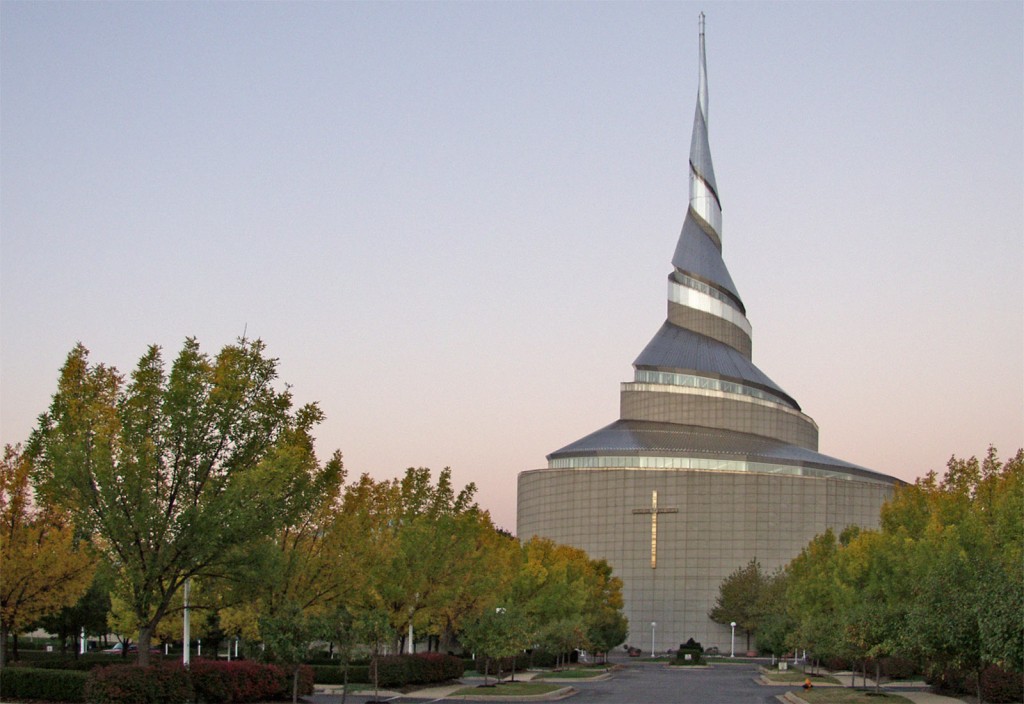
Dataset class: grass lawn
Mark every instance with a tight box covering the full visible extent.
[451,682,564,696]
[790,688,914,703]
[764,670,841,684]
[534,668,607,679]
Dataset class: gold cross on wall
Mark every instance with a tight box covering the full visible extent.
[632,490,679,569]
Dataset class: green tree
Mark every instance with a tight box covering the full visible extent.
[35,570,112,655]
[460,605,532,684]
[586,607,628,663]
[895,449,1024,701]
[259,601,322,704]
[29,339,338,665]
[753,568,792,657]
[353,607,392,701]
[708,558,769,652]
[0,444,95,666]
[785,530,846,669]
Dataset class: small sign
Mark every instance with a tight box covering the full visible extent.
[779,662,788,670]
[46,645,53,652]
[684,653,692,661]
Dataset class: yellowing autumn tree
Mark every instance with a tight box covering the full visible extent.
[0,444,94,666]
[29,339,340,665]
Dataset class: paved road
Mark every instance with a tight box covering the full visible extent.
[309,661,785,704]
[560,661,780,704]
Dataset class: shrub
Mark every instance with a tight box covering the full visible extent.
[0,667,88,702]
[84,663,193,704]
[8,654,123,671]
[876,656,921,680]
[286,665,315,699]
[673,638,705,665]
[980,665,1024,703]
[370,653,465,688]
[310,663,371,684]
[925,663,1023,703]
[190,659,312,703]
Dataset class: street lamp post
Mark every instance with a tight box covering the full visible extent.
[730,621,736,658]
[183,579,191,667]
[650,622,656,657]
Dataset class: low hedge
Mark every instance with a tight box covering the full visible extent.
[68,660,314,703]
[84,664,194,704]
[0,667,88,702]
[371,653,465,688]
[8,654,126,671]
[310,663,370,684]
[190,660,313,702]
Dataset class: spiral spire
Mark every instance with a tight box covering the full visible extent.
[688,11,721,245]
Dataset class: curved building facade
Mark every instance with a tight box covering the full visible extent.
[517,16,901,653]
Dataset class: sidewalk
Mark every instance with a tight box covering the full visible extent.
[780,688,969,704]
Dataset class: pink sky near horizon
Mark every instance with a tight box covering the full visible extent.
[2,2,1021,532]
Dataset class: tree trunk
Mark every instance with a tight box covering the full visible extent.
[291,666,299,704]
[0,622,8,668]
[875,660,881,693]
[137,625,153,666]
[12,632,18,661]
[340,660,349,704]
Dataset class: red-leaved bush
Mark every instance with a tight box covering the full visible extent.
[83,660,314,703]
[190,660,312,703]
[84,663,193,704]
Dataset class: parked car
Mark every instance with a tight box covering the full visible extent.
[102,642,161,654]
[102,642,129,654]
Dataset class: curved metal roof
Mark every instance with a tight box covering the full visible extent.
[547,419,901,485]
[634,322,800,409]
[689,101,719,202]
[671,212,742,303]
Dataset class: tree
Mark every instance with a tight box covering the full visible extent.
[753,568,792,657]
[769,447,1024,700]
[35,570,112,655]
[460,606,532,684]
[212,449,346,655]
[259,601,322,704]
[353,607,392,701]
[784,530,846,670]
[895,449,1024,702]
[29,339,338,665]
[586,607,628,664]
[708,558,769,652]
[0,444,94,667]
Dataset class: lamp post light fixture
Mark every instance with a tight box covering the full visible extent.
[650,622,656,657]
[730,621,736,658]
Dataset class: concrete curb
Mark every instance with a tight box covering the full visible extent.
[778,692,809,704]
[532,672,612,682]
[439,685,577,701]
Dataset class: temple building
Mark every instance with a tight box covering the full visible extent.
[517,16,901,653]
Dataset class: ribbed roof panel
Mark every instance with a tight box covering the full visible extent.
[546,419,897,484]
[671,213,741,303]
[689,102,718,200]
[634,322,799,409]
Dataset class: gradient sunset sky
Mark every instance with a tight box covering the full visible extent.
[2,1,1021,532]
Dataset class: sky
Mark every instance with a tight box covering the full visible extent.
[2,1,1021,533]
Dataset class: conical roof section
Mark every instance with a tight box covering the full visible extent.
[673,11,740,309]
[545,14,896,492]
